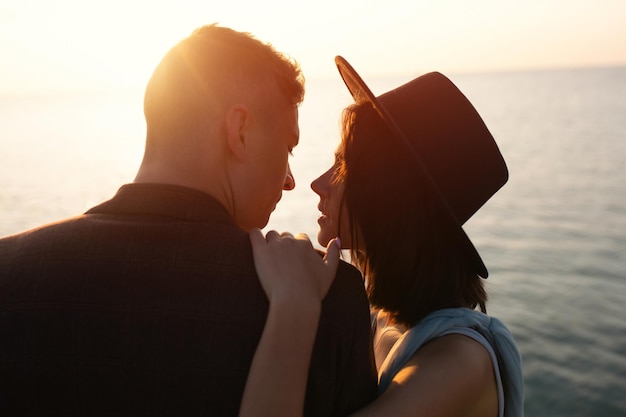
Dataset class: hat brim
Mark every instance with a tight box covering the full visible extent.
[334,55,489,278]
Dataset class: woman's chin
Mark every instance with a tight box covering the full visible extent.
[316,230,332,248]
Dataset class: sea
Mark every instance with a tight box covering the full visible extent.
[1,67,625,416]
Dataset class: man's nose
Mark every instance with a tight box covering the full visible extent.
[283,165,295,190]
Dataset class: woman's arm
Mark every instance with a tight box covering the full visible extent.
[351,334,498,417]
[241,231,497,417]
[239,229,340,417]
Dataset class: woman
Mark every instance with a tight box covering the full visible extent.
[240,56,524,417]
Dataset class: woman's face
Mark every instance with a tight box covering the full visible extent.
[311,147,353,249]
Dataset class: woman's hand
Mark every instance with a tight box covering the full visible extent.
[249,229,341,305]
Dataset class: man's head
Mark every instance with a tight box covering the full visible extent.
[137,24,304,230]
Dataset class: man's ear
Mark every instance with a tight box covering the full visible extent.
[225,104,249,162]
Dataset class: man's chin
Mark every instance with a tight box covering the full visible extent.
[257,212,272,231]
[240,215,270,232]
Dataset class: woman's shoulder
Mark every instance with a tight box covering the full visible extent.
[378,308,499,390]
[379,308,523,417]
[417,331,495,377]
[375,333,499,417]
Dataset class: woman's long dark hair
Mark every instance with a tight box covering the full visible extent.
[339,103,487,328]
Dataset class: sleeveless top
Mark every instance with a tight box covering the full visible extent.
[372,307,524,417]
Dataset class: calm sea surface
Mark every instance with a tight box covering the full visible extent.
[1,67,625,416]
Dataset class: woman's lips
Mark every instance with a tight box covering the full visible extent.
[317,203,328,223]
[317,214,327,224]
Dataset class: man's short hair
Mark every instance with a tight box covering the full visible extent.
[144,24,304,140]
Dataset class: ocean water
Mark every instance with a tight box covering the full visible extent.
[1,67,625,416]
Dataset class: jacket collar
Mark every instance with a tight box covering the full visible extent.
[86,183,235,225]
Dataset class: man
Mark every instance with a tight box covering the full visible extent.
[0,24,377,416]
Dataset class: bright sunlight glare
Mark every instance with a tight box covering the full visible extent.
[1,0,625,95]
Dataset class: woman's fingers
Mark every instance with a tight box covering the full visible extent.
[248,229,341,302]
[323,237,341,278]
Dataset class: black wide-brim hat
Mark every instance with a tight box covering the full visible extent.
[335,56,508,278]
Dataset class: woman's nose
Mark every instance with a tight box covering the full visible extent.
[311,167,331,196]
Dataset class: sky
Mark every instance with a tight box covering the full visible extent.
[1,0,625,95]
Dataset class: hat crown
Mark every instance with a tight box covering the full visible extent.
[376,72,508,224]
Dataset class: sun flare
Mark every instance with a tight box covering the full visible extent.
[1,0,625,95]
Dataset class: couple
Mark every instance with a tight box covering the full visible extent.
[0,23,523,416]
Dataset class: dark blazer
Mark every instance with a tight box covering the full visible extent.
[0,183,377,416]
